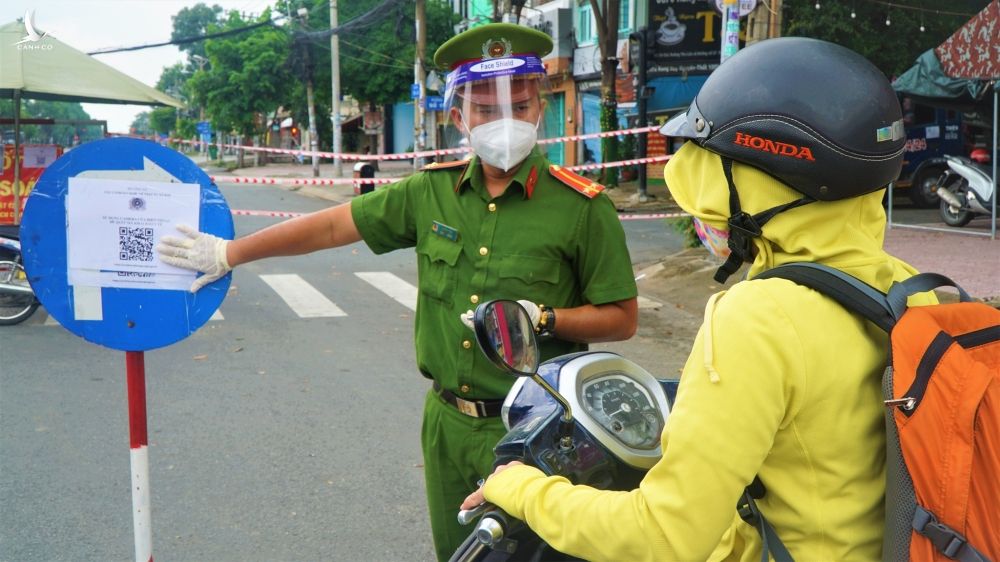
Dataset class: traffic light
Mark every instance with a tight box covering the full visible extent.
[627,27,656,74]
[291,126,299,138]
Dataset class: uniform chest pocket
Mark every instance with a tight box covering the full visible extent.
[416,235,462,303]
[497,254,561,287]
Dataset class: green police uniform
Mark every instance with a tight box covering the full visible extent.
[351,149,636,559]
[349,22,637,561]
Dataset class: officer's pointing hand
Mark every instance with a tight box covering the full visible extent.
[157,224,232,292]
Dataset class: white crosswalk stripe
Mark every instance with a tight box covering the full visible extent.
[259,274,347,318]
[36,271,415,324]
[355,272,418,311]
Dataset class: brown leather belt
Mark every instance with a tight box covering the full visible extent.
[433,381,504,418]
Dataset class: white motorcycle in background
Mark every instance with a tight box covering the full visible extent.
[936,149,996,228]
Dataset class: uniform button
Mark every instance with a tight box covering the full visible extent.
[460,384,471,393]
[462,340,472,349]
[470,295,479,304]
[488,203,497,212]
[479,247,488,256]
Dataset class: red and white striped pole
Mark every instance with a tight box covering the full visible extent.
[125,351,153,562]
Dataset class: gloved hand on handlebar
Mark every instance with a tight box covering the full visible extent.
[458,300,541,331]
[156,224,231,292]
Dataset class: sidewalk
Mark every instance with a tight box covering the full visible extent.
[196,154,999,302]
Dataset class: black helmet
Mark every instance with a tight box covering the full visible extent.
[660,37,905,201]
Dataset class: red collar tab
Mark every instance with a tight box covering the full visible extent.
[525,166,538,199]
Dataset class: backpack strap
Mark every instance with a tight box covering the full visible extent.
[886,272,973,319]
[912,505,992,562]
[737,484,794,562]
[754,262,897,332]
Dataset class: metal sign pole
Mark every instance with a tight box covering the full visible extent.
[126,351,153,562]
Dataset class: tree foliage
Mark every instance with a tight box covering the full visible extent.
[188,9,294,138]
[0,100,96,145]
[171,3,224,61]
[783,0,991,78]
[271,0,455,150]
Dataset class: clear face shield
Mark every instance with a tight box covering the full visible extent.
[444,54,551,171]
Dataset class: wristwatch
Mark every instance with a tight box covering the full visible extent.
[535,304,556,338]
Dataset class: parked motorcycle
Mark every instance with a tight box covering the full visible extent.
[0,225,40,325]
[450,300,679,562]
[936,149,996,227]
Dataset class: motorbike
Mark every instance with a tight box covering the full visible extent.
[936,150,996,228]
[450,300,679,562]
[0,225,40,325]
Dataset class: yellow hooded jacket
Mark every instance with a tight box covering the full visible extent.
[481,143,936,561]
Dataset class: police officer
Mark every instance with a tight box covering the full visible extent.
[157,23,638,561]
[461,37,937,561]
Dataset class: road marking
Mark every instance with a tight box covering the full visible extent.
[43,312,60,326]
[211,309,224,321]
[260,274,347,318]
[355,272,417,311]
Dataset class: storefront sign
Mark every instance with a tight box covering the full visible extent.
[649,0,734,75]
[1,144,63,224]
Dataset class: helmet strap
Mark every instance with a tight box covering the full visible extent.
[713,157,816,283]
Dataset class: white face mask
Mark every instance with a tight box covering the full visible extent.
[466,118,538,172]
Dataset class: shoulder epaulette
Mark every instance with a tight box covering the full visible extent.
[421,159,469,172]
[548,164,605,199]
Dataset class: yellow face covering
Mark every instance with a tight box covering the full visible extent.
[663,142,910,290]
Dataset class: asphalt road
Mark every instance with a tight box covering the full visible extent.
[0,182,947,561]
[1,181,691,562]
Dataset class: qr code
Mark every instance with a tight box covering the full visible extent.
[119,227,154,262]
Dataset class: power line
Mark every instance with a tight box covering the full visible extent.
[87,16,285,55]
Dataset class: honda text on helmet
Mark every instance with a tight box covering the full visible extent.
[660,37,907,282]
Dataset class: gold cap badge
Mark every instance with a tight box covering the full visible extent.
[481,38,512,60]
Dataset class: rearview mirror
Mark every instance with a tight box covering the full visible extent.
[473,300,539,376]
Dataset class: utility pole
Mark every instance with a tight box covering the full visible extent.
[330,0,343,177]
[629,28,651,200]
[414,0,426,169]
[297,7,320,177]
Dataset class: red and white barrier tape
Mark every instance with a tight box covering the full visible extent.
[566,154,671,171]
[210,155,671,187]
[210,175,396,186]
[141,124,664,163]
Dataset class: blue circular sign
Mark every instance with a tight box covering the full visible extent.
[20,138,233,351]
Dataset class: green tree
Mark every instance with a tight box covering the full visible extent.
[0,99,95,145]
[171,3,224,61]
[188,9,293,144]
[277,0,456,151]
[783,0,990,77]
[148,106,177,136]
[131,111,151,136]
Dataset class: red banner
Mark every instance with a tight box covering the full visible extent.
[1,144,62,224]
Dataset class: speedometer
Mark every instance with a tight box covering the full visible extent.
[581,373,663,449]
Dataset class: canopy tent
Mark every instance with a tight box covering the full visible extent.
[893,50,987,111]
[0,17,184,223]
[890,0,999,239]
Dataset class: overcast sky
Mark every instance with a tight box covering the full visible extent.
[3,0,275,132]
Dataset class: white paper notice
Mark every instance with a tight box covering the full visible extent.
[67,177,200,290]
[24,145,58,168]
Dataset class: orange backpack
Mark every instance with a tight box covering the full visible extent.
[745,263,1000,562]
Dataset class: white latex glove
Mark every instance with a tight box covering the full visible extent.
[516,299,541,329]
[156,224,231,292]
[460,309,475,330]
